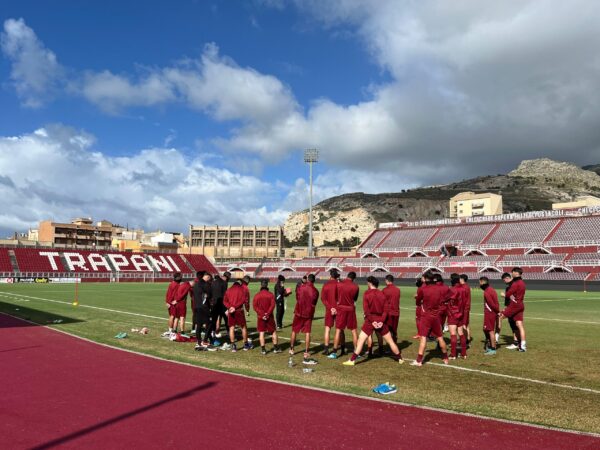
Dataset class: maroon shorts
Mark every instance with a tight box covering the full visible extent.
[361,321,390,336]
[228,310,247,328]
[447,312,463,327]
[168,305,177,317]
[418,314,442,338]
[175,302,187,318]
[386,315,399,336]
[324,310,336,328]
[292,315,312,334]
[257,315,276,333]
[336,309,357,330]
[504,305,524,322]
[483,311,496,332]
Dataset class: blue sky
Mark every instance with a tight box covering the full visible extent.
[1,1,600,236]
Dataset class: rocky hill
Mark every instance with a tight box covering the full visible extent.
[284,158,600,247]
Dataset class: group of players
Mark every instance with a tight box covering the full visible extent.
[162,265,527,367]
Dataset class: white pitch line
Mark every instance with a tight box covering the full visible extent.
[3,293,600,396]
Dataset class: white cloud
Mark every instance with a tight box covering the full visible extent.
[1,18,64,107]
[79,70,176,113]
[0,126,289,236]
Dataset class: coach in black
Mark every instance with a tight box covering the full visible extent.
[193,272,213,346]
[210,271,231,341]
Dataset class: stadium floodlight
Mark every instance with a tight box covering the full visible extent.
[304,148,319,257]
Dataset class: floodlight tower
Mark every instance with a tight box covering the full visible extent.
[304,148,319,257]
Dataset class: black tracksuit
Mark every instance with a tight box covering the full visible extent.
[193,280,212,341]
[210,276,228,335]
[274,281,286,328]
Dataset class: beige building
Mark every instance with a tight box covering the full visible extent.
[552,195,600,210]
[38,218,113,249]
[190,225,283,258]
[449,192,503,218]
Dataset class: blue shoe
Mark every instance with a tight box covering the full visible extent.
[484,349,497,356]
[378,384,397,395]
[327,352,338,359]
[243,342,253,351]
[213,339,221,347]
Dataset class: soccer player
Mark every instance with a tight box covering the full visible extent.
[411,272,449,366]
[162,272,181,337]
[174,277,194,334]
[289,274,319,365]
[499,267,527,352]
[447,273,467,360]
[253,279,281,355]
[321,268,340,355]
[193,272,214,349]
[240,275,253,348]
[274,275,291,329]
[480,276,499,355]
[498,272,518,348]
[382,274,400,345]
[343,276,403,366]
[224,280,253,352]
[210,271,230,340]
[329,271,359,359]
[413,274,426,339]
[459,274,472,345]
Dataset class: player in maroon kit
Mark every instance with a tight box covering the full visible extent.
[382,274,400,345]
[253,279,281,355]
[447,273,467,360]
[499,267,527,352]
[290,274,320,365]
[411,272,449,366]
[329,272,359,359]
[174,278,194,334]
[162,272,182,337]
[321,269,340,355]
[459,274,472,345]
[343,276,403,366]
[413,274,427,339]
[224,280,253,352]
[480,276,500,355]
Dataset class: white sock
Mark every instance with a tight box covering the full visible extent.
[521,340,527,348]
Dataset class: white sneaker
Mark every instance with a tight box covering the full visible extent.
[443,325,449,332]
[161,330,171,337]
[215,332,222,338]
[220,343,232,351]
[410,360,423,367]
[505,344,518,350]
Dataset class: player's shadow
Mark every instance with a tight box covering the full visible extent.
[0,301,83,328]
[32,381,217,450]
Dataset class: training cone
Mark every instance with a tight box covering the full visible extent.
[72,300,79,306]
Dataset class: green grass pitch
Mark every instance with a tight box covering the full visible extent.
[1,281,599,433]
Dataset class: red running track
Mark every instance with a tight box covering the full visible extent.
[1,313,598,450]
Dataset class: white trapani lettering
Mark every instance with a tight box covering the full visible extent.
[88,253,111,271]
[39,252,61,271]
[131,254,153,271]
[63,253,89,271]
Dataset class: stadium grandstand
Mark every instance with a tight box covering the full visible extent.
[248,206,600,283]
[0,249,215,283]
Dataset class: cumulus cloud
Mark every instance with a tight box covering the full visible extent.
[0,126,289,236]
[4,5,600,191]
[1,18,64,107]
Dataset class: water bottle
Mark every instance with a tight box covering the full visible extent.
[288,357,295,368]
